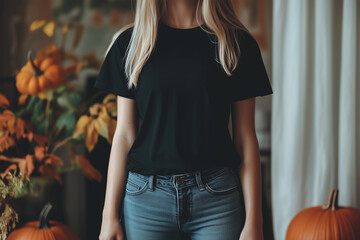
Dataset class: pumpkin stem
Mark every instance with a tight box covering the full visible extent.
[322,188,339,210]
[322,188,334,209]
[37,201,52,229]
[331,188,339,210]
[27,50,43,76]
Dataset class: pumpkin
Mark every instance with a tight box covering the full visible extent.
[286,188,360,240]
[36,44,63,64]
[7,201,80,240]
[16,51,65,96]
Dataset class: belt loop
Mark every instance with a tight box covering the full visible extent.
[148,175,154,191]
[195,170,205,191]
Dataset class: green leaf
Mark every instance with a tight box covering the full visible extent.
[55,85,67,94]
[36,118,48,134]
[57,91,82,110]
[56,112,76,132]
[31,99,46,123]
[25,95,40,112]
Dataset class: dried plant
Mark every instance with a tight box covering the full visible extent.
[0,170,32,240]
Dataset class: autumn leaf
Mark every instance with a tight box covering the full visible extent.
[89,103,101,116]
[62,24,69,34]
[64,61,82,75]
[103,94,117,118]
[74,99,117,151]
[43,154,64,166]
[73,113,99,152]
[73,115,91,138]
[30,20,47,31]
[0,93,10,106]
[34,145,46,162]
[94,106,109,139]
[0,136,15,152]
[43,21,56,37]
[0,164,17,179]
[0,110,15,134]
[75,155,102,182]
[25,154,34,176]
[17,154,35,177]
[14,118,26,139]
[38,165,63,184]
[95,105,116,144]
[26,131,34,142]
[18,94,28,106]
[32,133,48,147]
[86,121,98,152]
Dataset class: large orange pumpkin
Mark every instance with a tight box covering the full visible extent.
[7,201,80,240]
[286,188,360,240]
[16,51,65,96]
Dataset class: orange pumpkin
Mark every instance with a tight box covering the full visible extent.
[16,51,65,96]
[286,188,360,240]
[7,201,80,240]
[36,44,63,64]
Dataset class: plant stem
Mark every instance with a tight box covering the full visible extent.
[60,27,68,50]
[322,188,339,210]
[0,155,24,163]
[44,98,51,137]
[27,50,43,76]
[51,136,73,154]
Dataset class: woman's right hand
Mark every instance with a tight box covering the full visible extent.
[99,215,124,240]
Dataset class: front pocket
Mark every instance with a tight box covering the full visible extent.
[125,174,149,196]
[127,179,142,190]
[204,169,239,195]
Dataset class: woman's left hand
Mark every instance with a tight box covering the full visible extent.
[239,221,264,240]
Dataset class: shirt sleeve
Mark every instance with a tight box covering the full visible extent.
[229,30,273,102]
[93,33,135,99]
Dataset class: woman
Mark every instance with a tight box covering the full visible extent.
[94,0,273,239]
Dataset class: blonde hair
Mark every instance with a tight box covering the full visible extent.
[119,0,250,89]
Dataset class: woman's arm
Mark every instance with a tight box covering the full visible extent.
[231,97,263,239]
[102,96,138,219]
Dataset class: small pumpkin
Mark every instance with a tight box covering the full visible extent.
[16,51,65,96]
[36,44,63,64]
[7,201,80,240]
[286,188,360,240]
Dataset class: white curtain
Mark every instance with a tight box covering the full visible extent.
[271,0,360,239]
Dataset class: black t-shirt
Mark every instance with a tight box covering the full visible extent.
[93,20,273,176]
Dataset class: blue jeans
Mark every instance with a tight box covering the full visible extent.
[119,166,246,240]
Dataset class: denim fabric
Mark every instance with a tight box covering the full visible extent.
[119,166,246,240]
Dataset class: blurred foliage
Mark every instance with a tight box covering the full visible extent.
[0,18,119,235]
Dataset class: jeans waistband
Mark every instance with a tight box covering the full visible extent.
[127,166,236,190]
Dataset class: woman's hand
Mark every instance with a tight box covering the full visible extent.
[239,220,264,240]
[99,215,124,240]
